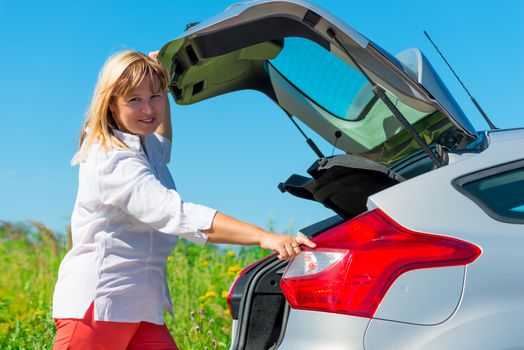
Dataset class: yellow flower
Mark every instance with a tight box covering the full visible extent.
[204,291,217,298]
[224,309,231,315]
[199,291,217,303]
[221,290,229,298]
[227,265,242,276]
[167,256,173,262]
[226,251,236,258]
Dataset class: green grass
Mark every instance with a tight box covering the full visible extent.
[0,222,271,349]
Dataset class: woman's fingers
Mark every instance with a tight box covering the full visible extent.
[296,235,317,248]
[260,231,315,260]
[284,242,296,259]
[277,237,309,260]
[148,50,159,61]
[275,242,289,260]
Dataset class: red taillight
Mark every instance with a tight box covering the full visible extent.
[280,209,481,318]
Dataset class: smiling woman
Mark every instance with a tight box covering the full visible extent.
[71,51,171,165]
[51,50,315,350]
[109,76,167,137]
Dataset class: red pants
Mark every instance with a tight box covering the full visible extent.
[53,303,178,350]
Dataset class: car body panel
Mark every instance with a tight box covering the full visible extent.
[394,47,477,142]
[367,128,524,241]
[361,128,524,348]
[277,309,368,350]
[365,305,524,350]
[373,266,465,325]
[178,0,369,48]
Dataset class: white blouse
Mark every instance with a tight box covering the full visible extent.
[52,130,217,324]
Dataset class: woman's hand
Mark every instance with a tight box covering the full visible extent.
[148,51,159,61]
[259,231,316,260]
[205,212,316,260]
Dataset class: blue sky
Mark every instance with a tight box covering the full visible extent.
[1,0,523,235]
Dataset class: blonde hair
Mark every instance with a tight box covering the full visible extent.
[71,50,170,165]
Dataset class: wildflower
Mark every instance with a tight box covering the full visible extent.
[194,325,200,332]
[207,330,212,338]
[227,265,242,276]
[167,256,173,262]
[226,251,236,258]
[224,309,231,315]
[199,291,217,302]
[221,290,228,298]
[209,318,214,325]
[212,338,218,349]
[204,291,216,298]
[200,308,206,317]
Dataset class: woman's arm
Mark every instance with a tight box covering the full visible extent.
[155,96,172,142]
[205,212,316,260]
[149,50,172,142]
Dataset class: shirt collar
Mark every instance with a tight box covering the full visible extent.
[112,129,143,152]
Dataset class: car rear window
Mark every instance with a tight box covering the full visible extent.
[454,160,524,224]
[269,37,455,166]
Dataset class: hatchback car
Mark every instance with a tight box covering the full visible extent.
[158,0,524,349]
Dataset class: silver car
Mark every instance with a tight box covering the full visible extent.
[158,0,524,349]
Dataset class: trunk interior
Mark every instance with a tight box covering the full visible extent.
[230,215,345,350]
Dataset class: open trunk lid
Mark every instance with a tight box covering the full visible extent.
[159,0,477,167]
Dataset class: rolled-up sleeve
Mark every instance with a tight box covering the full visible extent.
[96,150,216,243]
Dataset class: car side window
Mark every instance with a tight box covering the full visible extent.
[453,159,524,224]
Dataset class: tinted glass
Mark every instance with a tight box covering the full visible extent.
[462,167,524,223]
[513,204,524,212]
[271,37,369,120]
[270,37,453,165]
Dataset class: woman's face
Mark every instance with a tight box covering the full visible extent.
[110,75,165,136]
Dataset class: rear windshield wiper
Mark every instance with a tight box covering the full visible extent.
[326,28,444,168]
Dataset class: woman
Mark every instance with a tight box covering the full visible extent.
[52,50,315,350]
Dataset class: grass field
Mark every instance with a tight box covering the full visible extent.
[0,221,272,349]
